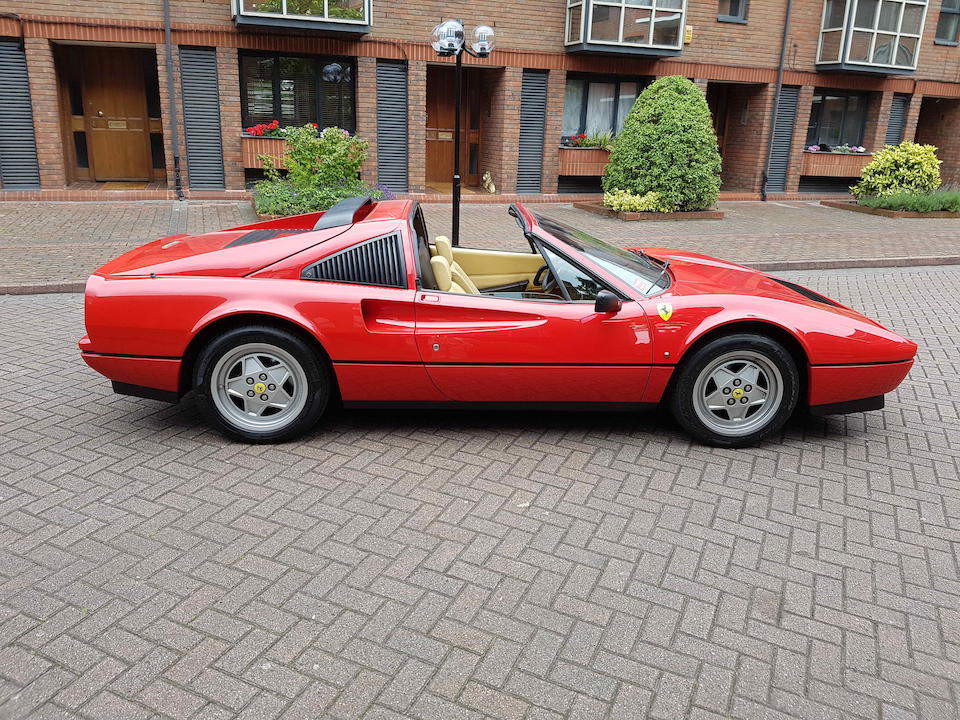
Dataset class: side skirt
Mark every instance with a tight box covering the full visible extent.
[809,395,884,416]
[343,401,658,412]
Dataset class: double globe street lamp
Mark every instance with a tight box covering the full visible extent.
[430,19,495,246]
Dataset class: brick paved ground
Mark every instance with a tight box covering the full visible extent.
[1,200,959,290]
[1,266,958,719]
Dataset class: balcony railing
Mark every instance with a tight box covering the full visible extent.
[816,0,928,73]
[566,0,686,56]
[233,0,371,34]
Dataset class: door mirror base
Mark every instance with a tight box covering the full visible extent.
[594,290,622,314]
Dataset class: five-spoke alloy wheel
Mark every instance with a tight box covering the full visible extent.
[670,333,799,447]
[194,326,330,443]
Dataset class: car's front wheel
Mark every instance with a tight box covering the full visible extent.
[194,326,330,443]
[670,333,799,447]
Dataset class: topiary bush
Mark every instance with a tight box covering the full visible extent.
[603,75,721,212]
[852,141,942,199]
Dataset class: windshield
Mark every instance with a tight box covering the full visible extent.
[533,214,670,296]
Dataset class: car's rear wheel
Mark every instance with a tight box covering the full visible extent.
[670,333,799,447]
[194,326,330,443]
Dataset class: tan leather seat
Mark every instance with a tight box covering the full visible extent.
[430,255,467,293]
[434,236,480,294]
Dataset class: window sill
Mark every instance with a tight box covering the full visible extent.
[717,15,748,24]
[934,39,959,46]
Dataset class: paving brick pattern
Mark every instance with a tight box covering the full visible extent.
[1,265,959,719]
[2,201,960,289]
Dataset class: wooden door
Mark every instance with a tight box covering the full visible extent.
[83,47,151,181]
[426,66,481,188]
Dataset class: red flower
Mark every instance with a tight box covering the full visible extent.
[246,127,255,134]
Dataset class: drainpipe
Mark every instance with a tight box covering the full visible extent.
[163,0,185,200]
[761,0,794,201]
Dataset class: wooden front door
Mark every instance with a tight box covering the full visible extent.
[426,66,481,189]
[83,47,152,181]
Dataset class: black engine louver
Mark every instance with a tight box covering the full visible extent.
[302,233,406,288]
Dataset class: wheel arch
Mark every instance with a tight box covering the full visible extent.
[664,320,810,405]
[179,312,335,397]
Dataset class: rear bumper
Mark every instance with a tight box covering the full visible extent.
[809,394,884,416]
[81,350,182,400]
[808,359,913,407]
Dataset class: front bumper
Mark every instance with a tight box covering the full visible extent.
[808,359,914,408]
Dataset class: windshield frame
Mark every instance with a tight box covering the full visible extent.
[530,212,672,299]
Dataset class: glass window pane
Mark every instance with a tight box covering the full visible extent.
[562,79,585,136]
[327,0,365,20]
[877,1,900,31]
[841,96,865,143]
[319,62,354,130]
[819,96,846,146]
[936,11,960,41]
[652,9,682,45]
[585,82,615,134]
[854,0,878,28]
[806,97,823,145]
[901,3,924,33]
[944,0,960,10]
[242,55,275,124]
[244,0,281,12]
[616,82,638,133]
[540,246,605,302]
[824,0,849,28]
[590,4,622,41]
[622,7,652,44]
[286,0,324,16]
[872,32,897,62]
[656,0,684,9]
[278,57,317,126]
[819,30,843,61]
[896,35,918,65]
[849,30,873,60]
[567,4,583,42]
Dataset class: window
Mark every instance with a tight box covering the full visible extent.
[805,91,868,147]
[240,52,355,130]
[562,75,647,139]
[718,0,748,22]
[566,0,687,50]
[238,0,368,24]
[817,0,929,71]
[936,0,960,43]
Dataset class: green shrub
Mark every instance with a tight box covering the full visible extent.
[254,125,385,216]
[582,130,614,151]
[852,142,942,198]
[856,189,960,213]
[603,189,675,213]
[603,75,721,212]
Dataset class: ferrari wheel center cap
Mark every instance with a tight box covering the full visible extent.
[732,388,745,399]
[254,382,267,394]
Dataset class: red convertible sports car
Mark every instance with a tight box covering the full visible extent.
[80,197,917,447]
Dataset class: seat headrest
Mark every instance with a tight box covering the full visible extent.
[430,255,452,292]
[434,236,454,263]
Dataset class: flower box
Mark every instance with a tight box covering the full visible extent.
[242,136,287,169]
[800,151,873,178]
[558,147,610,177]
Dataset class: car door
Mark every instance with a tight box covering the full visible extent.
[414,251,653,404]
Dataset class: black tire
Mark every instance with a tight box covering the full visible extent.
[669,333,799,448]
[193,326,331,443]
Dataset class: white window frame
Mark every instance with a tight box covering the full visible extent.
[565,0,687,51]
[234,0,371,26]
[816,0,929,71]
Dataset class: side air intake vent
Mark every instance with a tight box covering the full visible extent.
[302,233,406,288]
[771,277,841,307]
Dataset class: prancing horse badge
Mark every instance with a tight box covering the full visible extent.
[657,302,673,321]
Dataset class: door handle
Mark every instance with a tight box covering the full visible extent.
[421,293,440,303]
[97,111,104,117]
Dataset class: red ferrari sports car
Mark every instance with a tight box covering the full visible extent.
[79,197,917,447]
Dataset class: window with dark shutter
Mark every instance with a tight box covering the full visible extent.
[302,234,407,288]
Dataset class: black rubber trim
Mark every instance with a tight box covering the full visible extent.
[334,360,676,367]
[344,400,658,411]
[769,277,842,307]
[809,395,884,416]
[312,196,372,230]
[809,359,912,367]
[83,351,181,361]
[225,228,308,248]
[112,381,180,403]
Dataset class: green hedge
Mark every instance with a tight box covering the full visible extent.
[603,75,721,212]
[857,190,960,213]
[852,142,942,198]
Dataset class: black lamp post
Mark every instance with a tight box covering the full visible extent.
[431,20,495,246]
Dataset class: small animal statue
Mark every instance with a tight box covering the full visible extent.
[481,171,496,194]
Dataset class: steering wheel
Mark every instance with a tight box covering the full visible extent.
[534,264,558,295]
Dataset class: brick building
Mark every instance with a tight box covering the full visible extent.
[0,0,959,201]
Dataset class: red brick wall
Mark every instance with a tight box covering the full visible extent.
[720,83,775,194]
[915,97,960,186]
[356,56,377,186]
[478,67,522,194]
[542,68,566,194]
[156,42,186,191]
[24,39,66,188]
[217,46,244,191]
[407,60,426,193]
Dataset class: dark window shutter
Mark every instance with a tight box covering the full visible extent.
[179,47,225,190]
[885,94,909,146]
[376,60,408,193]
[0,40,41,189]
[766,86,799,194]
[517,70,548,194]
[302,233,406,288]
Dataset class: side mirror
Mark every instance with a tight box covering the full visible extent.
[594,290,622,314]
